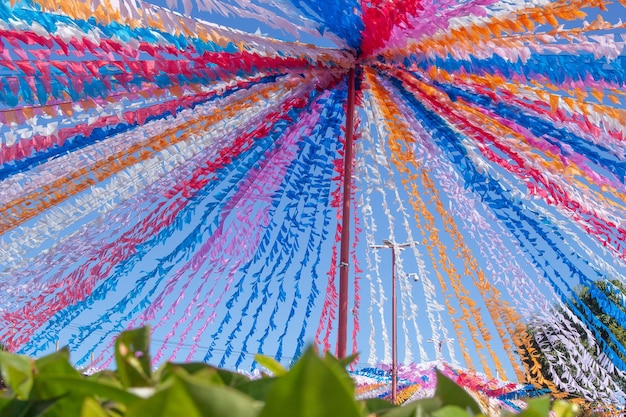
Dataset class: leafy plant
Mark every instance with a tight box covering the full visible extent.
[0,326,589,417]
[0,344,6,391]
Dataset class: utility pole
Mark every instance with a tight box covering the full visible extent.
[428,337,454,359]
[370,239,417,404]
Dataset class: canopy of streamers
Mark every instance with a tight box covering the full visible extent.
[1,0,626,409]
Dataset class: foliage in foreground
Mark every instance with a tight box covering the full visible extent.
[0,327,585,417]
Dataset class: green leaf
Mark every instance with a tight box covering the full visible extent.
[182,368,224,386]
[126,370,260,417]
[34,377,141,406]
[551,400,580,417]
[321,352,356,396]
[31,350,83,400]
[361,397,395,415]
[34,349,78,377]
[260,346,360,417]
[0,351,34,399]
[0,398,29,417]
[79,397,109,417]
[517,396,550,417]
[380,397,442,417]
[87,371,123,389]
[434,371,481,415]
[153,362,206,384]
[33,393,85,417]
[155,363,242,388]
[212,367,250,387]
[38,395,119,417]
[175,369,260,417]
[0,398,10,413]
[114,327,152,388]
[515,409,543,417]
[332,353,359,369]
[100,399,126,417]
[125,380,200,417]
[0,397,59,417]
[432,405,474,417]
[254,355,287,376]
[233,378,277,402]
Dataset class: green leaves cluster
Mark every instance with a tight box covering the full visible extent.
[0,327,582,417]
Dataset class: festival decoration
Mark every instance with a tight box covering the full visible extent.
[352,362,551,413]
[1,0,625,410]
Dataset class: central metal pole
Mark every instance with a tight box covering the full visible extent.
[390,244,398,405]
[337,67,356,359]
